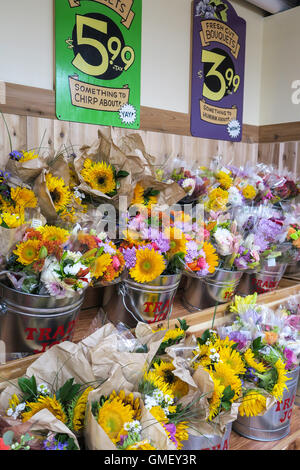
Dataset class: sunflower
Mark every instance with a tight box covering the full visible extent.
[13,239,41,265]
[70,386,94,432]
[143,370,175,399]
[97,397,134,444]
[208,376,225,421]
[243,349,267,373]
[131,183,146,206]
[161,327,185,344]
[126,440,157,450]
[38,225,70,244]
[238,391,267,417]
[19,150,39,162]
[218,347,246,376]
[149,406,168,425]
[164,227,187,257]
[109,390,141,420]
[203,242,219,273]
[10,187,38,209]
[173,421,189,449]
[152,361,189,399]
[90,253,112,279]
[45,173,71,212]
[22,395,67,424]
[210,362,242,401]
[129,248,166,284]
[78,233,98,251]
[81,159,116,194]
[272,359,289,400]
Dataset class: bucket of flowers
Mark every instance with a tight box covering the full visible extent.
[217,294,298,441]
[0,224,125,358]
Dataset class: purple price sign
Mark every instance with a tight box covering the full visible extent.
[190,0,246,142]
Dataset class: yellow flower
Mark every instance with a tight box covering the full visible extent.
[207,187,229,212]
[109,390,141,420]
[203,241,219,274]
[143,370,174,399]
[272,359,289,400]
[218,347,246,376]
[242,185,256,200]
[38,225,70,243]
[90,253,112,279]
[1,211,24,228]
[13,239,41,265]
[81,159,116,194]
[238,391,267,417]
[208,377,225,421]
[126,440,156,450]
[149,406,168,424]
[19,150,39,162]
[210,362,242,401]
[164,421,189,450]
[243,349,267,373]
[71,386,94,432]
[10,187,37,209]
[22,395,67,423]
[131,183,146,206]
[152,361,189,399]
[97,397,134,444]
[216,171,233,190]
[129,248,166,284]
[164,227,187,257]
[230,293,258,314]
[7,394,20,415]
[161,327,185,344]
[45,173,71,212]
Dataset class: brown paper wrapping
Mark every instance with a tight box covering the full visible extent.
[132,175,187,208]
[0,225,28,266]
[33,169,58,224]
[74,129,148,209]
[84,366,176,450]
[6,154,49,184]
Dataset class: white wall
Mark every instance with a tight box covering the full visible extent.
[0,0,265,126]
[260,6,300,126]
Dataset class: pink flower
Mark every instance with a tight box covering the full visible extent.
[285,315,300,331]
[112,255,121,270]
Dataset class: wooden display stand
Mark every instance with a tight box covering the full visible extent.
[0,279,300,450]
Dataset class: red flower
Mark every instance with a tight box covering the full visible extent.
[0,437,10,450]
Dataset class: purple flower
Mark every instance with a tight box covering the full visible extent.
[9,150,24,161]
[45,282,66,298]
[163,423,178,448]
[123,247,137,269]
[185,240,199,263]
[228,331,249,350]
[284,315,300,331]
[43,437,69,450]
[284,348,298,370]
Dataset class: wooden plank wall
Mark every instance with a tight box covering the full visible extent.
[0,113,259,170]
[0,112,299,177]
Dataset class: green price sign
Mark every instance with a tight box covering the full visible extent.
[55,0,142,129]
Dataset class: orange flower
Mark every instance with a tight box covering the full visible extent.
[264,331,279,345]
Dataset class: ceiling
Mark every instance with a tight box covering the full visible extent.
[245,0,300,15]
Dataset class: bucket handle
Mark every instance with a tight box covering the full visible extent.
[118,283,149,325]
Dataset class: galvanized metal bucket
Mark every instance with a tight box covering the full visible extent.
[181,269,243,312]
[0,282,85,359]
[284,262,300,280]
[182,423,232,450]
[103,274,182,329]
[295,376,300,407]
[233,367,299,441]
[236,263,287,296]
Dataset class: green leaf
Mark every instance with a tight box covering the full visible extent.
[116,170,129,179]
[222,385,235,402]
[18,375,38,401]
[177,319,189,332]
[252,336,263,353]
[197,329,210,346]
[56,378,81,405]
